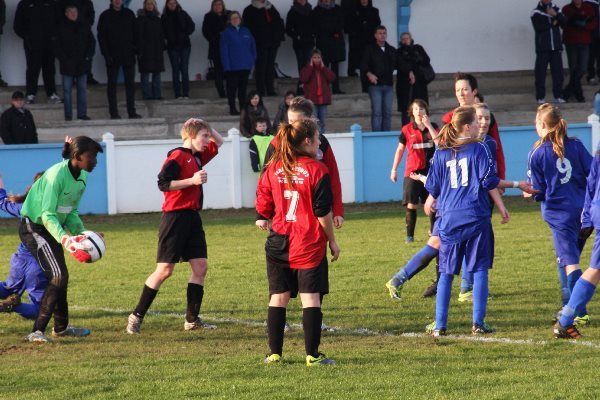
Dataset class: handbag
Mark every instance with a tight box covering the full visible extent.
[418,63,435,84]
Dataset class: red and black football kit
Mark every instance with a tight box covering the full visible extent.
[399,122,437,206]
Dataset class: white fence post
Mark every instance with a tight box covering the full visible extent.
[589,113,600,152]
[102,132,117,215]
[229,128,243,209]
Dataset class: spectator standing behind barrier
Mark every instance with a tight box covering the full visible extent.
[562,0,596,102]
[14,0,62,105]
[347,0,380,87]
[286,0,315,95]
[396,32,432,125]
[137,0,165,101]
[312,0,346,94]
[0,91,38,145]
[162,0,195,99]
[300,49,336,133]
[0,0,7,87]
[202,0,230,98]
[361,25,396,132]
[54,6,95,121]
[98,0,141,119]
[220,11,256,116]
[58,0,99,85]
[531,0,567,104]
[242,0,285,97]
[585,0,600,84]
[240,90,271,138]
[272,90,296,132]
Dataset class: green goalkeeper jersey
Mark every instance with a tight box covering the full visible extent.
[21,159,87,242]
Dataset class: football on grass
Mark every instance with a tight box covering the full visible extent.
[81,231,106,263]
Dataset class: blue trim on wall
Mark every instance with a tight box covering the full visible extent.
[0,143,108,218]
[397,0,413,40]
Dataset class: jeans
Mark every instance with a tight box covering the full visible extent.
[368,85,393,132]
[565,44,589,99]
[62,74,87,119]
[168,47,191,98]
[534,50,564,100]
[140,72,162,99]
[314,104,328,133]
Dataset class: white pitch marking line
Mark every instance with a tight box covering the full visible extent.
[70,305,600,349]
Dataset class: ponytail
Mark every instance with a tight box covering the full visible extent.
[438,106,478,150]
[269,120,318,187]
[535,103,568,159]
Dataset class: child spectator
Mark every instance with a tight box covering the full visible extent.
[249,116,274,173]
[272,90,296,132]
[240,90,271,138]
[299,49,336,133]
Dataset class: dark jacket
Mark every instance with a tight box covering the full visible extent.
[97,5,137,65]
[347,0,380,42]
[285,2,314,48]
[311,4,346,62]
[58,0,94,26]
[242,2,284,48]
[396,43,430,83]
[300,63,336,105]
[161,7,195,50]
[137,9,165,73]
[202,10,229,61]
[361,41,396,86]
[562,2,597,45]
[531,1,567,52]
[220,25,256,72]
[54,16,95,76]
[14,0,58,49]
[0,0,6,35]
[0,107,38,144]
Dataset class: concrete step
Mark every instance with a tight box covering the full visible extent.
[37,118,169,143]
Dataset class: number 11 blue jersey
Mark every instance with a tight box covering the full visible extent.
[425,141,500,244]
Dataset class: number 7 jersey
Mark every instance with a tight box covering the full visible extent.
[256,156,333,269]
[528,138,592,211]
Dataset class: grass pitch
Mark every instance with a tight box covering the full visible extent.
[0,199,598,399]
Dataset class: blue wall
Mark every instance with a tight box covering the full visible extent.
[0,143,108,218]
[353,123,593,202]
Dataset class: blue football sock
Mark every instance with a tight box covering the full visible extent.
[472,269,489,326]
[0,284,10,299]
[557,264,569,306]
[392,245,438,287]
[567,269,588,316]
[435,273,454,330]
[14,303,39,320]
[559,278,597,327]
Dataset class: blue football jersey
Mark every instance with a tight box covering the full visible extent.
[582,144,600,229]
[528,138,592,211]
[425,141,500,244]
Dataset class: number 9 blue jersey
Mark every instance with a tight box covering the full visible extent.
[527,138,592,212]
[425,141,500,244]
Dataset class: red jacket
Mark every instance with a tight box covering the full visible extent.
[442,110,505,180]
[256,156,331,269]
[299,63,336,106]
[562,2,597,45]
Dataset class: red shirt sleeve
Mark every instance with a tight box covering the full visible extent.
[255,165,274,220]
[488,120,506,180]
[321,144,344,217]
[200,141,219,166]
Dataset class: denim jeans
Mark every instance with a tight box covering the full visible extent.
[368,85,393,132]
[168,47,191,98]
[314,104,328,133]
[62,74,87,119]
[140,72,162,99]
[565,44,589,99]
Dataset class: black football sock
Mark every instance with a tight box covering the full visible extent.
[53,288,69,333]
[186,283,204,323]
[406,208,417,237]
[267,306,286,356]
[33,284,59,333]
[303,307,323,357]
[133,285,158,319]
[429,213,437,235]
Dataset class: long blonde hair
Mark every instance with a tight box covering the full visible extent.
[438,106,479,150]
[534,103,569,160]
[270,120,319,187]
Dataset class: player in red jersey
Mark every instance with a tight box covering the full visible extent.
[256,119,340,366]
[126,118,223,334]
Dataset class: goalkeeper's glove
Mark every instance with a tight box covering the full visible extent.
[61,234,91,263]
